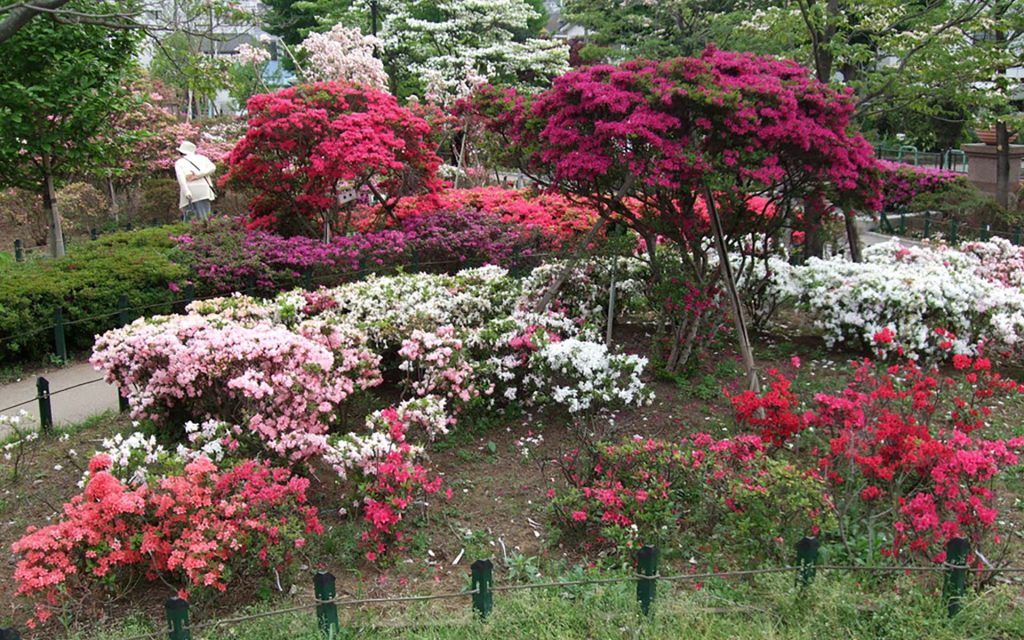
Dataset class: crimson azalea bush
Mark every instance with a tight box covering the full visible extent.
[730,336,1024,566]
[224,82,442,238]
[470,47,879,370]
[12,454,321,628]
[550,433,829,563]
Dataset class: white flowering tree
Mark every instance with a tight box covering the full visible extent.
[298,24,389,90]
[381,0,568,100]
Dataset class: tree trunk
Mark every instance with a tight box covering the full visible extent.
[704,185,760,392]
[845,212,862,262]
[42,157,65,258]
[106,176,120,223]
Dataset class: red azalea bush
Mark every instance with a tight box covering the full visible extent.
[224,82,442,238]
[12,455,321,627]
[731,337,1024,565]
[354,186,597,247]
[325,405,446,563]
[550,433,829,563]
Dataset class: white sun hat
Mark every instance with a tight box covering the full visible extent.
[177,140,197,155]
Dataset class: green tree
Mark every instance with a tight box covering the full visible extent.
[0,2,140,257]
[562,0,746,61]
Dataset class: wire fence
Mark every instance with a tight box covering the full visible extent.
[7,535,1015,640]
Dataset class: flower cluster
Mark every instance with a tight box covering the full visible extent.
[299,25,388,90]
[90,314,382,460]
[13,455,320,628]
[877,161,969,211]
[551,433,828,561]
[734,341,1024,565]
[772,239,1024,358]
[324,404,445,561]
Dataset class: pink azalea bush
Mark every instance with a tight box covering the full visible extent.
[12,454,320,628]
[90,315,382,460]
[877,161,969,211]
[325,402,446,561]
[173,206,563,295]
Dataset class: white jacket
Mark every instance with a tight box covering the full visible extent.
[174,153,217,208]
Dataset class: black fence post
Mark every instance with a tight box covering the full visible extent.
[53,307,66,363]
[899,212,907,235]
[304,267,314,291]
[982,224,990,241]
[165,597,191,640]
[313,571,340,637]
[13,239,23,263]
[795,536,819,588]
[36,377,52,434]
[471,559,493,619]
[1015,226,1022,246]
[89,228,98,241]
[184,283,195,306]
[636,545,658,617]
[923,212,931,238]
[943,537,970,617]
[246,273,257,297]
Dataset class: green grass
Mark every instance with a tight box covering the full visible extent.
[68,574,1024,640]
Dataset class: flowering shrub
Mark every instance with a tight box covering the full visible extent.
[298,25,388,90]
[399,326,482,408]
[173,207,560,295]
[772,239,1024,358]
[224,82,442,237]
[357,186,597,247]
[471,49,878,369]
[877,161,970,211]
[551,434,829,562]
[538,339,652,418]
[732,342,1024,565]
[90,315,382,460]
[324,403,445,561]
[12,455,320,627]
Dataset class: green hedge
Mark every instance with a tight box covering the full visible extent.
[0,225,188,364]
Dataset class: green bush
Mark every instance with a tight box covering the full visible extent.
[0,224,187,363]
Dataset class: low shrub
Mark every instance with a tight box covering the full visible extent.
[12,453,320,628]
[0,225,187,363]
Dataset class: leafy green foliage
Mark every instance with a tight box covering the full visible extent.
[0,226,186,363]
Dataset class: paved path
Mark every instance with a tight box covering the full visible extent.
[0,361,119,435]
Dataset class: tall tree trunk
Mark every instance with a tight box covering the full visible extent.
[42,156,65,258]
[845,212,862,262]
[106,176,120,224]
[704,185,760,392]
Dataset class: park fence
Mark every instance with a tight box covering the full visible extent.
[876,209,1024,246]
[0,536,1006,640]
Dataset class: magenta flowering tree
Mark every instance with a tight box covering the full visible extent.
[472,47,880,373]
[224,81,443,240]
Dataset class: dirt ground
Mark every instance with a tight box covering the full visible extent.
[3,324,1020,635]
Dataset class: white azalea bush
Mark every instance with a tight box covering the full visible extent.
[93,264,654,459]
[774,239,1024,358]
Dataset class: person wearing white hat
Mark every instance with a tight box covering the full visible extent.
[174,140,217,221]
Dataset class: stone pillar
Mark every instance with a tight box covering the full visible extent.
[961,143,1024,197]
